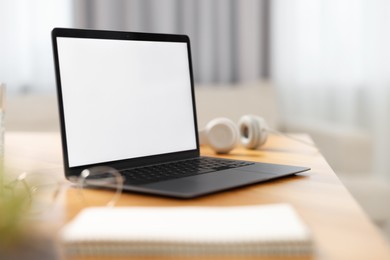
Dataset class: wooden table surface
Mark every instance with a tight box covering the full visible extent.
[5,131,390,260]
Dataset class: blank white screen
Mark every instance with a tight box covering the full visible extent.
[57,37,197,167]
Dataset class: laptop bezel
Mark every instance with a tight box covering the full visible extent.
[51,28,200,179]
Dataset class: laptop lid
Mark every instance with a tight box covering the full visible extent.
[52,28,200,179]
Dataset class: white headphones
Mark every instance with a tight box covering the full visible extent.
[199,115,269,154]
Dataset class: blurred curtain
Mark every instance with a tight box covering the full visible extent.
[272,0,390,180]
[72,0,269,84]
[0,0,72,94]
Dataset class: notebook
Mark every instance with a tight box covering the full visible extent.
[60,204,314,256]
[51,28,310,198]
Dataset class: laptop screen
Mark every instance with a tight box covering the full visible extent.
[56,36,197,167]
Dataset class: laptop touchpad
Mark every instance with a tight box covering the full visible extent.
[141,170,277,196]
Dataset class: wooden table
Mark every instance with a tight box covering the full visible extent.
[5,132,390,260]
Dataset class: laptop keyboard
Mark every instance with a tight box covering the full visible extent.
[121,157,254,185]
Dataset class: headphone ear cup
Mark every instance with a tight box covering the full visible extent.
[203,117,238,154]
[238,115,269,149]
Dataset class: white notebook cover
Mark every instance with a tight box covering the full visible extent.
[60,203,313,256]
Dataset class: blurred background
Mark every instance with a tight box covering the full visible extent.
[1,0,390,242]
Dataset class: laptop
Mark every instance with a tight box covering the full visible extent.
[51,28,310,199]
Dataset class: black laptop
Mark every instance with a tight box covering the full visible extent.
[51,28,310,198]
